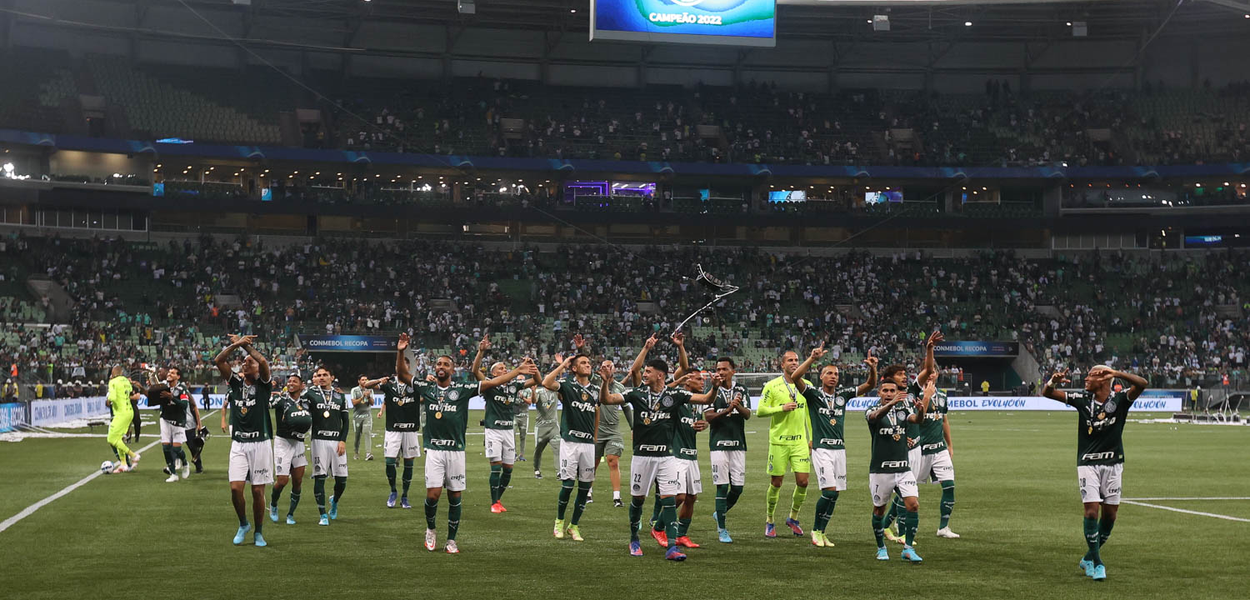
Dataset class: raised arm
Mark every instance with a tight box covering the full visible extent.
[541,355,571,392]
[213,334,249,381]
[470,336,490,382]
[482,358,539,392]
[395,334,413,385]
[915,331,942,387]
[671,332,691,380]
[241,339,269,382]
[1040,369,1070,403]
[362,377,388,390]
[687,372,716,405]
[856,349,879,397]
[597,364,626,405]
[906,378,934,424]
[791,344,826,394]
[1109,369,1149,401]
[626,333,658,388]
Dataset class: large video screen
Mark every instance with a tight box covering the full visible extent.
[769,190,806,202]
[591,0,777,48]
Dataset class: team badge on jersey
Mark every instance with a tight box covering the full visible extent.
[836,398,845,407]
[1105,400,1117,413]
[662,396,674,408]
[448,390,460,401]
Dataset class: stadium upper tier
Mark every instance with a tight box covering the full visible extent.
[1,233,1246,389]
[1,48,1247,168]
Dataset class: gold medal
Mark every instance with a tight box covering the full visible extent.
[1088,426,1093,435]
[892,434,901,442]
[240,407,248,416]
[643,417,652,425]
[435,412,443,420]
[1097,412,1105,420]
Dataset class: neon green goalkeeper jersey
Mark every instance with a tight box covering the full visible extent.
[756,376,811,446]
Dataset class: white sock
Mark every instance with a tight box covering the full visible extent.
[613,491,621,500]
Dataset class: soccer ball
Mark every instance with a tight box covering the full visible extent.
[101,461,114,474]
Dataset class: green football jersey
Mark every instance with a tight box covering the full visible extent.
[379,380,421,432]
[306,386,350,442]
[483,381,523,430]
[622,387,692,457]
[707,383,750,451]
[416,381,479,451]
[671,402,699,461]
[158,380,191,426]
[273,392,312,441]
[803,385,853,450]
[1065,390,1133,466]
[227,373,272,443]
[865,399,915,473]
[919,388,949,455]
[556,379,599,444]
[905,381,923,442]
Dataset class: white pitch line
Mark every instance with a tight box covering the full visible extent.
[1121,500,1250,523]
[0,410,217,534]
[1123,497,1250,501]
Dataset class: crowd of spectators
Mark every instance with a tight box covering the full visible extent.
[2,231,1248,391]
[322,77,1250,169]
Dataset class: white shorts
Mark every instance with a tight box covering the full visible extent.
[425,449,467,492]
[675,459,702,496]
[917,450,955,483]
[484,428,516,464]
[630,455,679,497]
[228,440,274,485]
[159,419,187,444]
[273,437,307,477]
[384,431,421,460]
[710,450,746,486]
[1078,463,1124,505]
[812,448,848,490]
[908,445,922,475]
[310,439,349,478]
[869,471,918,507]
[558,441,596,483]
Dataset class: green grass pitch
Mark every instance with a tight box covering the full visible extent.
[1,411,1246,599]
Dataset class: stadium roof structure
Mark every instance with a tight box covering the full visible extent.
[34,0,1250,43]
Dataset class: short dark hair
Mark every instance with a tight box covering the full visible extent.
[716,357,736,369]
[879,381,899,391]
[287,373,303,381]
[167,366,181,375]
[358,374,368,380]
[573,353,591,364]
[881,364,907,382]
[646,358,669,374]
[436,355,455,363]
[315,365,332,374]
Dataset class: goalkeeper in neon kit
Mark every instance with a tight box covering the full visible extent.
[756,350,811,538]
[106,366,141,472]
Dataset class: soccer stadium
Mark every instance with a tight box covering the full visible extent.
[0,0,1247,597]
